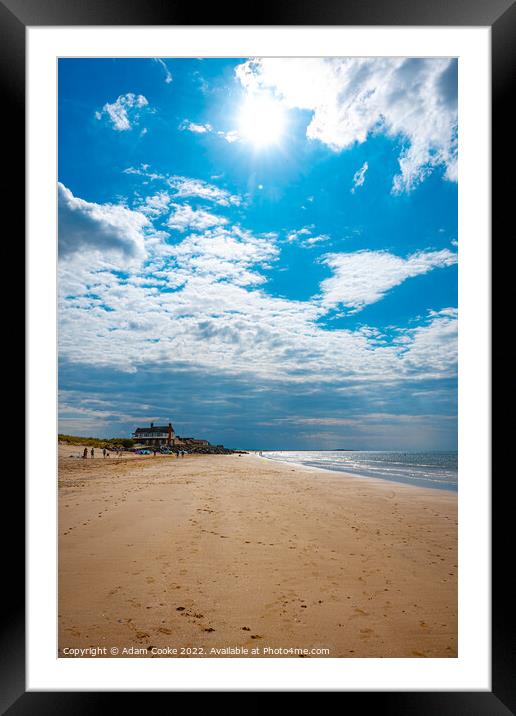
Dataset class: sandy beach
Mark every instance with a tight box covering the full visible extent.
[58,446,457,658]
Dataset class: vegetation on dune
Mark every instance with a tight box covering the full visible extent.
[58,434,135,449]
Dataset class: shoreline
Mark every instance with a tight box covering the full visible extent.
[254,451,458,493]
[59,447,457,658]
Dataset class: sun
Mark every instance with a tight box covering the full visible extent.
[238,94,286,148]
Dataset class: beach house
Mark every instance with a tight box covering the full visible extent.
[132,422,176,447]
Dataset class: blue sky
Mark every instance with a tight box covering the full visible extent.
[58,57,458,450]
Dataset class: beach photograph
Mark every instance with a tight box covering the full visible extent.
[58,56,458,659]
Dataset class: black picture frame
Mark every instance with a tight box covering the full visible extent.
[6,0,513,708]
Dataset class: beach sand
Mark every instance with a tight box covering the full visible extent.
[58,447,457,658]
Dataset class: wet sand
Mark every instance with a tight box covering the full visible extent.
[58,446,457,658]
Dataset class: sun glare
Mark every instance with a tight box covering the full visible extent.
[238,95,286,148]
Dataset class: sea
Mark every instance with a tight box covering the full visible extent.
[260,450,458,491]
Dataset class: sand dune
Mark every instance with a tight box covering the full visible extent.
[58,447,457,658]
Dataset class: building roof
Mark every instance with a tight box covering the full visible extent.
[134,424,174,434]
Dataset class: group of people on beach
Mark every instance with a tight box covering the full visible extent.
[80,446,182,459]
[81,447,124,459]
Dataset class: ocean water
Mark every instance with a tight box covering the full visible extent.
[260,450,458,491]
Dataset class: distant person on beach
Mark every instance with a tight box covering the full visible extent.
[90,448,94,458]
[102,448,107,458]
[82,447,88,459]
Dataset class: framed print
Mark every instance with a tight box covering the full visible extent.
[5,0,513,708]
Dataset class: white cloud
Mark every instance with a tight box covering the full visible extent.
[266,412,455,427]
[319,249,457,311]
[351,161,368,193]
[123,166,242,207]
[179,121,240,144]
[168,175,241,206]
[123,164,165,181]
[96,93,150,131]
[304,235,330,247]
[286,226,312,242]
[58,393,163,434]
[179,119,213,134]
[167,203,228,232]
[58,178,457,388]
[58,183,148,262]
[58,250,457,383]
[137,191,171,216]
[153,58,173,84]
[58,203,457,384]
[217,129,240,143]
[286,225,330,248]
[236,58,457,192]
[166,226,278,286]
[394,308,457,376]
